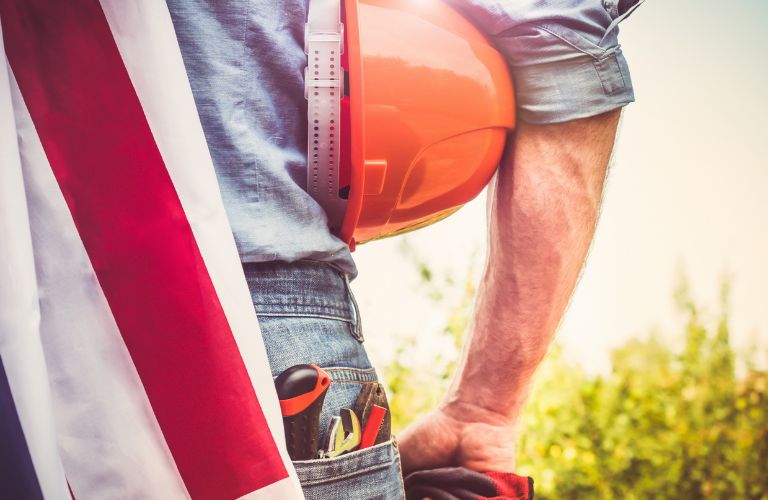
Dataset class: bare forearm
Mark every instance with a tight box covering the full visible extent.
[446,110,621,422]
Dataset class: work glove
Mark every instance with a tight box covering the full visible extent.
[404,466,533,500]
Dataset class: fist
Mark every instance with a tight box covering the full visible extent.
[397,403,518,475]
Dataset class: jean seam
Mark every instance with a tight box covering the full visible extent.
[270,377,374,385]
[324,367,376,374]
[255,304,352,315]
[255,312,353,323]
[393,440,406,500]
[343,273,364,342]
[324,367,377,384]
[297,454,399,486]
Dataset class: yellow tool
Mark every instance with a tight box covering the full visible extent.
[321,408,361,458]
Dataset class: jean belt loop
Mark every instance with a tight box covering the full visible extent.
[343,273,364,343]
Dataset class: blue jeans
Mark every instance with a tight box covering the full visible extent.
[244,261,406,499]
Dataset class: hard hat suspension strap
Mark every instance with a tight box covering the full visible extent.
[305,0,347,231]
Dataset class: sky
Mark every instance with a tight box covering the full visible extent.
[350,0,768,375]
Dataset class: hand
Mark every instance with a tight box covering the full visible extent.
[397,402,518,475]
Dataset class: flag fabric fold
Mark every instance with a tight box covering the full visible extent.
[0,24,68,498]
[0,1,302,498]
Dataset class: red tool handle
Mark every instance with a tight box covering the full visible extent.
[359,404,387,449]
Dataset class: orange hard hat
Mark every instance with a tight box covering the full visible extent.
[305,0,515,249]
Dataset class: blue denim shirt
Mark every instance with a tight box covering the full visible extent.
[166,0,640,276]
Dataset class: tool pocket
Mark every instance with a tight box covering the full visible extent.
[285,370,404,498]
[292,439,405,500]
[254,291,403,497]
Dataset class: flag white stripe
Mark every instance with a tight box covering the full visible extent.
[99,2,302,497]
[9,70,190,499]
[0,25,69,500]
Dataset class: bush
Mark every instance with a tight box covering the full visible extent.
[384,251,768,499]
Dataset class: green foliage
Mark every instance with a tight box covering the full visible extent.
[514,281,767,499]
[384,240,475,431]
[385,248,768,499]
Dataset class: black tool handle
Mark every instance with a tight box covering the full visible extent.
[275,364,331,460]
[281,406,324,460]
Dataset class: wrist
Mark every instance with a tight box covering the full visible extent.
[444,339,536,425]
[440,395,523,429]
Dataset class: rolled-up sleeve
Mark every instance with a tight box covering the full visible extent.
[445,0,643,124]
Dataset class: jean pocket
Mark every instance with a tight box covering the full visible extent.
[292,439,405,500]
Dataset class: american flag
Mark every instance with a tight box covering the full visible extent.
[0,1,303,498]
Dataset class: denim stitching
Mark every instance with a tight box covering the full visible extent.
[344,273,364,342]
[292,439,395,465]
[325,367,376,374]
[325,367,378,383]
[297,454,399,486]
[254,302,352,314]
[394,442,406,500]
[255,312,353,323]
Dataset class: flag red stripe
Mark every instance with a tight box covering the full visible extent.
[1,1,288,498]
